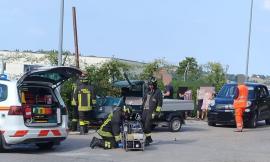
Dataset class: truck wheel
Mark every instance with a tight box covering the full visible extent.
[36,142,54,150]
[208,122,216,127]
[169,117,182,132]
[265,119,270,125]
[247,113,257,128]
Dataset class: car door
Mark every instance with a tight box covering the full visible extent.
[17,66,82,88]
[261,86,270,119]
[256,86,269,120]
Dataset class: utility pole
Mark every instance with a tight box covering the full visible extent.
[72,7,80,68]
[184,62,190,82]
[245,0,254,81]
[58,0,65,66]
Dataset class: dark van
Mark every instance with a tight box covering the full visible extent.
[208,83,270,128]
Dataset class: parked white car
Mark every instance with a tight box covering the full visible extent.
[0,66,81,151]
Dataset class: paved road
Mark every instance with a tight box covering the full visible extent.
[1,120,270,162]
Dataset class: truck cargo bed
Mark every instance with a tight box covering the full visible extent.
[162,99,194,111]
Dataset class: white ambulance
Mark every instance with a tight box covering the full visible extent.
[0,66,81,151]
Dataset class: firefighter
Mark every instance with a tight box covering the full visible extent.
[74,73,96,135]
[71,82,79,131]
[233,74,248,132]
[90,106,131,149]
[142,77,163,146]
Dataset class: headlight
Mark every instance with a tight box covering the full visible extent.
[245,109,250,112]
[246,101,252,108]
[210,100,215,106]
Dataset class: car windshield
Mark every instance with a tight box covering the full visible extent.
[217,85,255,99]
[97,97,123,107]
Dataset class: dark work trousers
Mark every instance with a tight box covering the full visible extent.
[142,109,153,135]
[100,136,117,149]
[79,111,91,125]
[71,105,79,131]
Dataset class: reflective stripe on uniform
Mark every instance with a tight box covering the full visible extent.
[105,141,111,149]
[114,135,121,142]
[71,99,76,106]
[97,114,113,137]
[145,133,151,137]
[79,121,85,126]
[72,119,78,122]
[79,120,89,126]
[78,90,92,111]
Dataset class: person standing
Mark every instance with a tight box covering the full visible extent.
[233,75,248,132]
[201,92,212,120]
[142,77,163,146]
[74,73,96,135]
[163,77,174,99]
[90,106,131,149]
[71,82,79,131]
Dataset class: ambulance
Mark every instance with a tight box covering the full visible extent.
[0,66,81,151]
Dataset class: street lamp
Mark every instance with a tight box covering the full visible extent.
[58,0,64,66]
[245,0,254,81]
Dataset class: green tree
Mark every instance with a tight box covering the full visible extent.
[140,59,163,80]
[177,57,201,81]
[43,50,70,66]
[139,59,166,89]
[85,59,130,96]
[205,62,226,91]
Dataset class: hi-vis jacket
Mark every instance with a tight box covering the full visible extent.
[97,107,122,142]
[233,84,248,109]
[71,83,77,106]
[74,83,96,111]
[142,88,163,113]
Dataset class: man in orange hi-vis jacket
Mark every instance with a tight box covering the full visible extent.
[233,74,248,132]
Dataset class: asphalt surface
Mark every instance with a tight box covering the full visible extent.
[1,120,270,162]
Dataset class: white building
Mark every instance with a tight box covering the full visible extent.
[0,51,145,80]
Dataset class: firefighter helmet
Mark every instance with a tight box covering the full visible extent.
[148,77,157,87]
[79,73,88,83]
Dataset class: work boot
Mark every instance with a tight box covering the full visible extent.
[90,137,101,149]
[145,136,153,146]
[234,129,243,132]
[146,136,153,143]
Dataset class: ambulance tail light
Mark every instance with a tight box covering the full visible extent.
[8,106,23,115]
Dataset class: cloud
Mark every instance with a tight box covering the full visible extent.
[264,0,270,10]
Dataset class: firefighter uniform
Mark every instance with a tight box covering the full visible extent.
[90,107,130,149]
[142,77,163,145]
[71,83,79,131]
[74,78,96,135]
[233,84,248,132]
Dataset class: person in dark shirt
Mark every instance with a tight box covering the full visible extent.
[163,84,174,99]
[163,77,174,99]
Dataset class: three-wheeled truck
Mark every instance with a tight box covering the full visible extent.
[113,79,194,132]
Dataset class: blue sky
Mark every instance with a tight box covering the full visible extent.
[0,0,270,75]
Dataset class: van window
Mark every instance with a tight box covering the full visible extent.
[0,84,8,102]
[256,86,269,98]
